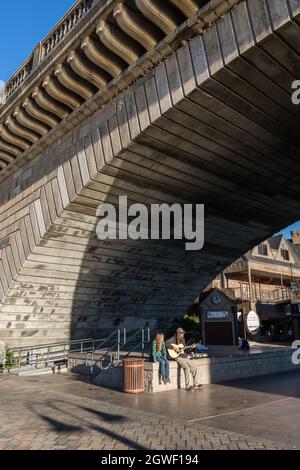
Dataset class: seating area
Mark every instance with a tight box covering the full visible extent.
[68,345,300,393]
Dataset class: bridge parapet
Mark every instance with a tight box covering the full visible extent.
[4,56,34,102]
[0,0,236,179]
[42,0,96,59]
[3,0,99,103]
[3,0,98,104]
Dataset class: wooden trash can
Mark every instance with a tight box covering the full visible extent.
[123,358,145,393]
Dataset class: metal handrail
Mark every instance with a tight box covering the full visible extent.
[9,337,99,353]
[91,329,124,356]
[141,327,151,358]
[102,326,186,362]
[88,327,177,382]
[121,329,145,360]
[5,335,114,374]
[4,327,199,377]
[89,327,152,381]
[68,328,126,372]
[89,328,126,382]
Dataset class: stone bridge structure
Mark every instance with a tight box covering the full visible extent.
[1,0,300,347]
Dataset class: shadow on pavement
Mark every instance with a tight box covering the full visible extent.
[25,398,146,450]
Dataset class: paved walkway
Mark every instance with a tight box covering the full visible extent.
[0,373,296,450]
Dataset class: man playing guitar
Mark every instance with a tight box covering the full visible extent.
[166,327,202,391]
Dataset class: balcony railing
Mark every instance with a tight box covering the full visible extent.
[227,285,299,302]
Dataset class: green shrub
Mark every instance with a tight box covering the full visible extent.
[179,313,200,333]
[0,348,15,369]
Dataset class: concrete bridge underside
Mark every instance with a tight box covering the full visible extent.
[1,0,300,346]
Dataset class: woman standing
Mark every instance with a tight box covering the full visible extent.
[152,332,170,384]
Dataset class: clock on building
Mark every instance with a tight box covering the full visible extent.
[211,294,222,305]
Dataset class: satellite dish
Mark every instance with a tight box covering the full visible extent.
[246,310,261,336]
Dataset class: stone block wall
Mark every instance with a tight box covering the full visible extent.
[69,349,300,392]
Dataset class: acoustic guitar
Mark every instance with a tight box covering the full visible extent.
[167,342,200,359]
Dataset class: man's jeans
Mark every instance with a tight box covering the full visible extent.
[156,356,170,380]
[176,356,201,389]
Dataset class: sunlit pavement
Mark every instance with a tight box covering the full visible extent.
[0,371,299,450]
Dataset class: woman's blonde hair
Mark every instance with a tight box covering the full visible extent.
[155,333,164,352]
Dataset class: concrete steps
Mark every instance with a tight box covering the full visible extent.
[9,366,54,376]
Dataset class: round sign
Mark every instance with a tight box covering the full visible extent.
[246,310,260,336]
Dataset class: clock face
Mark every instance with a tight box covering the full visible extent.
[211,294,222,305]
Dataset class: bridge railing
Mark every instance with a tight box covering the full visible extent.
[41,0,96,59]
[3,0,99,103]
[3,56,34,101]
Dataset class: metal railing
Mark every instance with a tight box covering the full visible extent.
[88,328,128,382]
[141,328,151,357]
[5,336,109,375]
[88,328,126,368]
[87,327,154,382]
[122,328,148,360]
[2,326,202,378]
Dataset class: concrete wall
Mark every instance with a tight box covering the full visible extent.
[81,349,300,392]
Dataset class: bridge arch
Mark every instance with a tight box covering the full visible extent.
[1,0,300,346]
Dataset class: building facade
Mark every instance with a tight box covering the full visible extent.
[209,231,300,342]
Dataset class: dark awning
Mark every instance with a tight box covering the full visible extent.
[256,303,289,321]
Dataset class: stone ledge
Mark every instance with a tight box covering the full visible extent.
[69,348,300,393]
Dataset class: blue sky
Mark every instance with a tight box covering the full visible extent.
[277,222,300,240]
[1,0,300,240]
[0,0,74,81]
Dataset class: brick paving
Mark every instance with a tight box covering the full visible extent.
[0,374,294,450]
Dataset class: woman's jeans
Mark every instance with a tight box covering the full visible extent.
[156,356,170,380]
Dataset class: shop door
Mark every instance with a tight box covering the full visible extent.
[205,322,233,345]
